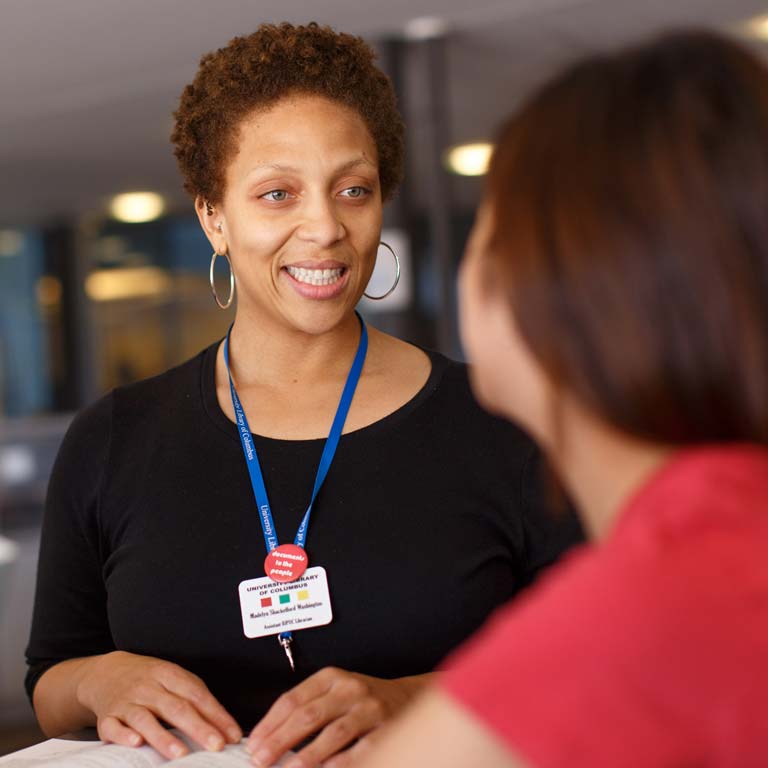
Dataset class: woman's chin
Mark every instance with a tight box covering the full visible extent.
[277,297,359,338]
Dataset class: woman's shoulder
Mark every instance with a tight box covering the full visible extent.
[66,342,218,445]
[114,342,216,403]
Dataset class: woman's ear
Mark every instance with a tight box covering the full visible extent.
[194,196,227,253]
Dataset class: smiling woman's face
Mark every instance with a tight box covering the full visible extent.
[211,94,382,335]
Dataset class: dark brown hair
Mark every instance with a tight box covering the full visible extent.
[486,30,768,444]
[171,22,404,204]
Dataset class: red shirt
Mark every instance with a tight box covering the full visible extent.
[442,446,768,768]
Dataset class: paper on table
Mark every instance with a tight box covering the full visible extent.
[0,737,99,767]
[0,735,293,768]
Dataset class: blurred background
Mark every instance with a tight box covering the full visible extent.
[1,0,767,754]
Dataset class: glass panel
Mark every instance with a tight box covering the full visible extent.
[0,229,53,417]
[86,215,232,394]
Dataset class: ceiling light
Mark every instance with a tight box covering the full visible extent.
[740,13,768,39]
[444,142,494,176]
[109,192,166,223]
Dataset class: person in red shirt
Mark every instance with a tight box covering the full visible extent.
[351,29,768,768]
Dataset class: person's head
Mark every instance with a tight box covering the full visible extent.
[171,22,404,334]
[461,30,768,453]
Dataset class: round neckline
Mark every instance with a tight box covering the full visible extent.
[201,338,450,445]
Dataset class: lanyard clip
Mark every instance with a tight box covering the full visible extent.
[279,635,295,672]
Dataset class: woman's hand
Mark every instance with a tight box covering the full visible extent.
[76,651,242,759]
[246,668,433,768]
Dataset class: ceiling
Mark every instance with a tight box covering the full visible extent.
[1,0,766,226]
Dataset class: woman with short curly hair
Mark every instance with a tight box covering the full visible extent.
[25,22,580,767]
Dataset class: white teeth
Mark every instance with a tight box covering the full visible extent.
[285,266,344,286]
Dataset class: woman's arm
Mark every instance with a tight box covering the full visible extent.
[246,668,434,768]
[32,651,242,760]
[350,688,529,768]
[27,399,238,756]
[33,657,99,736]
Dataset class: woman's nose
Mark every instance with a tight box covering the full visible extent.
[295,198,346,247]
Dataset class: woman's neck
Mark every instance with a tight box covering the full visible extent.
[227,306,362,390]
[553,413,672,541]
[213,304,431,440]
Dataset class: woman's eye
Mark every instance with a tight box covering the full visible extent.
[340,186,369,199]
[261,190,290,202]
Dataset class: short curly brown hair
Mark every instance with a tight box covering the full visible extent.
[171,22,404,205]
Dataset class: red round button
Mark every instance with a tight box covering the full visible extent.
[264,544,309,583]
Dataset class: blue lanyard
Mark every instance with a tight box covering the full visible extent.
[224,312,368,556]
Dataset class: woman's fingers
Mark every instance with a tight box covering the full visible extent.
[247,668,358,763]
[248,669,387,768]
[83,652,241,759]
[283,701,384,768]
[98,686,232,762]
[143,687,228,753]
[96,715,143,748]
[249,694,354,766]
[323,726,384,768]
[120,704,192,760]
[248,667,338,746]
[158,665,242,744]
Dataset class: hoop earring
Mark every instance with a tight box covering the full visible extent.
[209,250,235,309]
[363,241,400,300]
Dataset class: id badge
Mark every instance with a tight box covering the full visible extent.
[238,566,333,639]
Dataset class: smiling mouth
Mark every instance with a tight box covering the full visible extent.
[284,265,346,286]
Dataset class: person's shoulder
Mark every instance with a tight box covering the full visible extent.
[53,389,114,478]
[114,343,214,404]
[442,475,768,765]
[73,343,218,448]
[439,541,680,766]
[108,342,218,426]
[48,390,116,515]
[55,344,214,459]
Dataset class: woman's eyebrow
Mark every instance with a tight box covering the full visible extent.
[245,158,376,179]
[246,163,300,177]
[334,157,377,174]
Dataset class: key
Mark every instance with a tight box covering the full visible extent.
[279,636,295,671]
